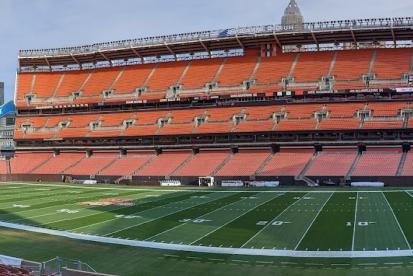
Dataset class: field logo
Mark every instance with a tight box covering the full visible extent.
[13,204,30,208]
[57,209,79,214]
[116,215,141,219]
[179,218,211,224]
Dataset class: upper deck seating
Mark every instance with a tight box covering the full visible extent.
[32,72,62,98]
[181,58,223,89]
[55,71,90,97]
[146,61,187,91]
[112,64,154,94]
[215,150,271,176]
[292,51,333,82]
[217,56,258,87]
[373,48,412,80]
[82,69,120,96]
[352,148,402,176]
[332,49,373,81]
[255,53,296,84]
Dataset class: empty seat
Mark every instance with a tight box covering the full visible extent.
[99,152,155,176]
[306,150,357,176]
[259,149,313,176]
[352,149,402,176]
[10,152,52,174]
[174,150,230,177]
[32,153,85,174]
[64,153,119,175]
[216,150,271,176]
[138,151,192,176]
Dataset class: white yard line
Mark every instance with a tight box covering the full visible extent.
[293,192,334,250]
[103,193,231,237]
[144,192,270,241]
[1,220,413,258]
[189,193,282,245]
[240,192,309,248]
[352,191,359,251]
[381,192,411,249]
[8,191,158,223]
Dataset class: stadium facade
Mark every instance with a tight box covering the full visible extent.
[5,1,413,186]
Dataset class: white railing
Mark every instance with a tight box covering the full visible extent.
[18,17,413,58]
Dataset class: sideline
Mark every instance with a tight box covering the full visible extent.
[0,221,412,258]
[1,182,412,194]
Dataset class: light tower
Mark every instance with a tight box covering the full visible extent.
[281,0,304,30]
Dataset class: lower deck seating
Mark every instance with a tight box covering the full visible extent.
[64,153,119,175]
[258,149,314,176]
[99,152,155,176]
[215,150,271,176]
[352,149,402,176]
[32,153,85,174]
[401,152,413,176]
[306,150,357,176]
[138,151,192,176]
[10,152,52,174]
[173,150,230,177]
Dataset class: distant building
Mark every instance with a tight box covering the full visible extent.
[0,84,15,151]
[281,0,304,31]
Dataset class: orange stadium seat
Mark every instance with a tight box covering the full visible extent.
[113,64,155,93]
[32,152,85,174]
[54,71,91,97]
[306,149,357,176]
[318,118,360,130]
[99,152,156,176]
[352,148,402,176]
[292,51,333,82]
[216,150,271,176]
[373,48,413,80]
[64,152,119,175]
[258,149,314,176]
[255,53,296,84]
[138,151,192,176]
[173,150,230,177]
[32,72,62,98]
[362,120,404,130]
[82,68,121,96]
[276,119,317,131]
[146,61,187,91]
[181,58,223,89]
[10,152,53,174]
[217,56,258,86]
[332,49,373,81]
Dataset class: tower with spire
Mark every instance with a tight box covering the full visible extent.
[281,0,304,30]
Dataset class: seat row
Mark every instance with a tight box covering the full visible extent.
[15,102,411,140]
[3,147,413,177]
[16,48,413,106]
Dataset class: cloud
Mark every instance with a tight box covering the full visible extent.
[0,0,412,101]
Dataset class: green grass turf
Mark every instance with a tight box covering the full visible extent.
[2,183,413,275]
[297,192,356,251]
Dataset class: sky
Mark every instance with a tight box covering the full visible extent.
[0,0,412,102]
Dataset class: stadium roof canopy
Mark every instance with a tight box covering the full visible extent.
[18,17,413,69]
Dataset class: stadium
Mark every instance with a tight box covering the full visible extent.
[1,0,413,275]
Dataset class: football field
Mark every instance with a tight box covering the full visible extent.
[1,182,413,258]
